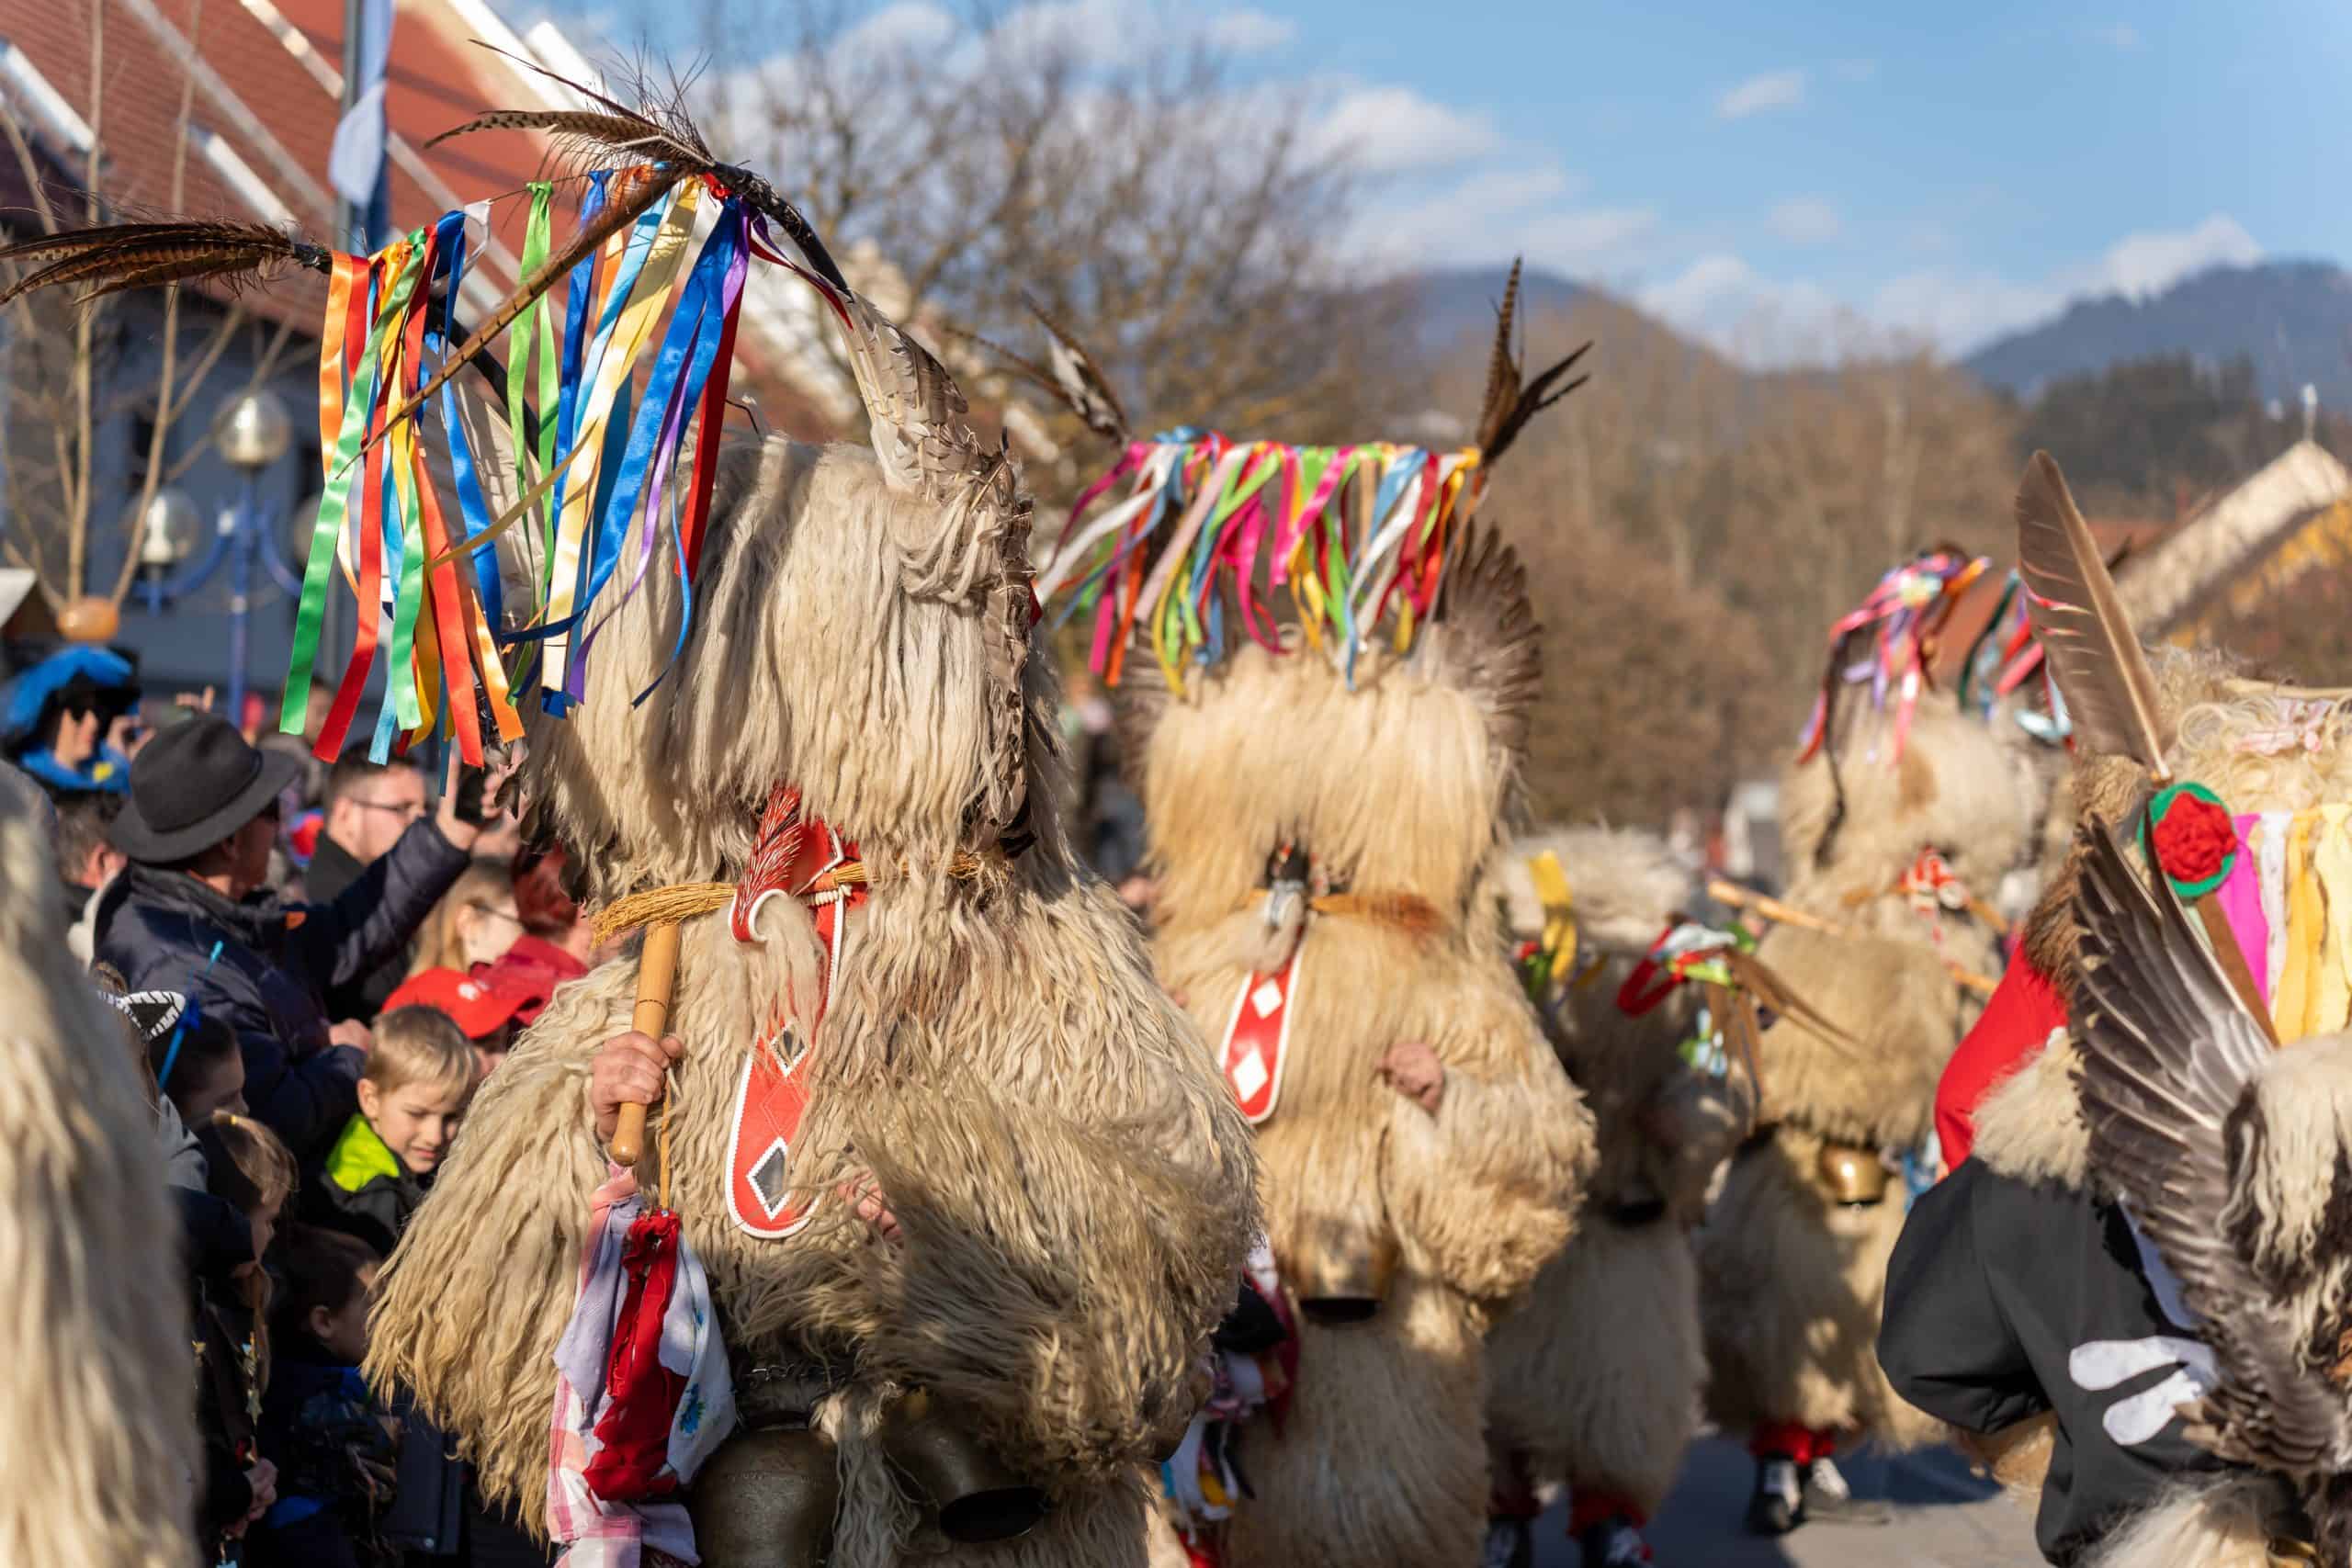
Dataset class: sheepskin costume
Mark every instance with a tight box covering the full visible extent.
[1697,572,2046,1512]
[1125,574,1594,1568]
[0,773,193,1565]
[364,441,1261,1568]
[1013,266,1596,1568]
[1885,454,2352,1567]
[1484,827,1735,1548]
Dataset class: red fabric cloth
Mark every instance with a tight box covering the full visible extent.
[1933,957,2069,1172]
[1566,1488,1647,1534]
[1747,1421,1838,1466]
[582,1208,687,1501]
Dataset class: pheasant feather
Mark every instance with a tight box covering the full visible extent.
[2015,450,2175,778]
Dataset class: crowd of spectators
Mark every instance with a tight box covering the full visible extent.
[5,648,606,1566]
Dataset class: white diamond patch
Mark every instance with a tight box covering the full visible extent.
[1230,1051,1270,1100]
[1250,980,1284,1019]
[748,1138,793,1218]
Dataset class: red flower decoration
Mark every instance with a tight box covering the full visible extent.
[2152,791,2235,889]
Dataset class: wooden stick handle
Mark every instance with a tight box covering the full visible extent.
[1709,878,1998,997]
[1708,878,1840,937]
[609,919,683,1168]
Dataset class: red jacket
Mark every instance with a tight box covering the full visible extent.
[1934,957,2068,1170]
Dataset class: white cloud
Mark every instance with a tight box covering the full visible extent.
[1520,206,1661,265]
[839,0,961,55]
[2067,212,2260,299]
[1349,162,1655,278]
[2098,23,2144,51]
[1716,70,1806,120]
[1307,84,1503,173]
[1382,164,1583,225]
[1769,197,1841,244]
[1637,254,1898,366]
[1204,6,1296,55]
[1641,254,1759,321]
[1870,270,2064,356]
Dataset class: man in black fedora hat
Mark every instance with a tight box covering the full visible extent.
[94,714,506,1163]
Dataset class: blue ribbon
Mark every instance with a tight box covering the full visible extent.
[430,214,507,646]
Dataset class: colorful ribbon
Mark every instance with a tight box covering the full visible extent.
[1042,433,1490,693]
[1796,549,1989,766]
[273,165,763,758]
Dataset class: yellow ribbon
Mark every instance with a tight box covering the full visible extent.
[2311,805,2352,1038]
[542,181,705,695]
[1527,849,1577,971]
[2276,809,2327,1041]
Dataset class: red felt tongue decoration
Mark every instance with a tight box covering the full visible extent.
[582,1208,688,1501]
[724,783,865,1238]
[1218,947,1303,1125]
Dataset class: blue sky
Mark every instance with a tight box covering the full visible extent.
[538,0,2348,362]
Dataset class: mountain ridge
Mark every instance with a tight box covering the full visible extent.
[1962,260,2352,407]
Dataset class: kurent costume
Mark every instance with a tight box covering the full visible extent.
[1027,274,1597,1568]
[1483,828,1746,1566]
[0,81,1257,1568]
[0,774,193,1564]
[1881,453,2352,1567]
[1695,553,2048,1534]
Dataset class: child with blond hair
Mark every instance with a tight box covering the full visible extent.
[306,1006,477,1257]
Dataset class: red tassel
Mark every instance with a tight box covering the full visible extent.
[582,1207,687,1501]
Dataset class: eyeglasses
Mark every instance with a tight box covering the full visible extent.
[351,797,428,821]
[468,902,525,928]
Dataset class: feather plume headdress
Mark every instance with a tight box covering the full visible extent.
[0,56,1017,771]
[1023,260,1589,694]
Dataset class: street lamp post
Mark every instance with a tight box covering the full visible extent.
[134,388,303,718]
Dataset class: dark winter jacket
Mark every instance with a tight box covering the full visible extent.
[95,819,469,1162]
[187,1214,261,1563]
[305,1114,426,1258]
[1880,1156,2304,1562]
[248,1342,396,1568]
[302,835,411,1025]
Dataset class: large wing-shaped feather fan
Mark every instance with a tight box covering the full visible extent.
[2016,452,2176,777]
[2073,821,2352,1478]
[1412,520,1541,763]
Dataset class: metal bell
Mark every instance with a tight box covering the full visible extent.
[686,1425,842,1568]
[1815,1141,1890,1206]
[876,1389,1046,1543]
[1290,1223,1399,1325]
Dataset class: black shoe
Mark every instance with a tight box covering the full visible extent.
[1577,1515,1654,1564]
[1801,1455,1894,1526]
[1481,1516,1533,1568]
[1745,1455,1804,1535]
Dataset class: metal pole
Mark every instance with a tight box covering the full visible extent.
[227,476,257,728]
[334,0,361,250]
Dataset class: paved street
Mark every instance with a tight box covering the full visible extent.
[1532,1438,2044,1567]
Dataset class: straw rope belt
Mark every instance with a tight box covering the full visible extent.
[594,851,1007,943]
[1238,886,1442,940]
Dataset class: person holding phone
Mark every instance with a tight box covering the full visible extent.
[93,716,512,1163]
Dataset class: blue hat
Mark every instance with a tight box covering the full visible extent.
[1,646,136,746]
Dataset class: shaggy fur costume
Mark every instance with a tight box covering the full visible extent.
[1131,630,1596,1568]
[0,775,193,1563]
[1484,827,1728,1517]
[1699,694,2042,1450]
[1967,645,2352,1557]
[368,439,1260,1567]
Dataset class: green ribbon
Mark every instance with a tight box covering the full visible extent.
[280,235,430,737]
